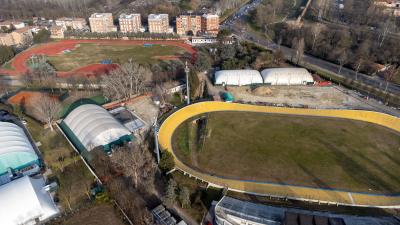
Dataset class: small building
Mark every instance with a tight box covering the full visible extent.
[214,70,263,86]
[0,176,59,225]
[261,68,314,86]
[0,121,41,177]
[60,104,132,154]
[191,36,218,45]
[152,204,187,225]
[50,25,65,39]
[109,107,146,134]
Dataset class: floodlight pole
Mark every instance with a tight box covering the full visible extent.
[153,117,160,164]
[185,61,190,105]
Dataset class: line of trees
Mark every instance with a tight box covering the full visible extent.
[64,30,180,40]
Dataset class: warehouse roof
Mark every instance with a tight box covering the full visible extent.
[0,176,59,225]
[63,104,131,151]
[215,70,263,86]
[0,122,38,175]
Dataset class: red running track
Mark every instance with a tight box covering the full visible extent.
[0,39,197,77]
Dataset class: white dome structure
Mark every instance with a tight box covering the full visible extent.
[0,122,40,176]
[261,68,314,85]
[0,176,59,225]
[62,104,131,151]
[215,70,263,86]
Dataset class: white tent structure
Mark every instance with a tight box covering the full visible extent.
[0,176,59,225]
[215,70,263,86]
[63,104,131,151]
[261,68,314,85]
[0,122,40,176]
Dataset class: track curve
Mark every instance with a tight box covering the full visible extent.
[158,101,400,207]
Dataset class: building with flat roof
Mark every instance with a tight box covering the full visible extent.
[0,121,41,177]
[0,176,59,225]
[148,14,170,33]
[89,13,117,33]
[119,13,142,33]
[55,17,87,30]
[176,15,202,36]
[215,196,400,225]
[201,14,219,35]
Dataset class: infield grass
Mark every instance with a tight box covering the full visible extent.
[173,111,400,194]
[47,43,186,71]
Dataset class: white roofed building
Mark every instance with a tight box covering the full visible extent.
[0,121,40,176]
[0,175,59,225]
[214,70,263,86]
[60,104,132,154]
[261,68,314,85]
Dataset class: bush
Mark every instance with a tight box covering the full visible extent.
[159,150,175,173]
[0,45,15,65]
[33,29,51,44]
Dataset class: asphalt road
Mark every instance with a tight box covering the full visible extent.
[221,0,400,96]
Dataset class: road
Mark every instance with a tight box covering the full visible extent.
[221,0,400,97]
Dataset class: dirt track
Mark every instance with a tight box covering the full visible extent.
[0,39,197,77]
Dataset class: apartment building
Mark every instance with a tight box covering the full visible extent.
[0,27,33,46]
[148,14,170,33]
[50,25,65,39]
[89,13,117,33]
[55,17,87,30]
[201,14,219,35]
[119,14,142,33]
[176,15,202,36]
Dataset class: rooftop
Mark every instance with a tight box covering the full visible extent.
[148,14,169,20]
[119,13,141,19]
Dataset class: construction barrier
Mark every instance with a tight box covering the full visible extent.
[158,101,400,208]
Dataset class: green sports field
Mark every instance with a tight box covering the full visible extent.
[47,43,186,71]
[172,111,400,194]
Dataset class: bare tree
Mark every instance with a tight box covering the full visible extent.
[178,186,190,208]
[378,18,395,47]
[111,143,157,189]
[31,95,61,131]
[294,37,305,64]
[337,50,348,75]
[310,23,325,51]
[383,65,399,92]
[102,61,151,101]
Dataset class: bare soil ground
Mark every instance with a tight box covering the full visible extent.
[61,203,125,225]
[216,85,375,110]
[126,96,159,130]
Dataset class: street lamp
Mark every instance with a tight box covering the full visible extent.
[153,117,160,164]
[185,61,190,105]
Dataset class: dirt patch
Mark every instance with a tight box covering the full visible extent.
[62,203,125,225]
[7,91,59,105]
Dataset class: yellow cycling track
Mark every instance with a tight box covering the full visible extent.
[158,101,400,208]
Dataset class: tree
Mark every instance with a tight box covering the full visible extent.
[159,150,175,173]
[219,45,236,61]
[0,45,14,65]
[31,95,61,131]
[33,29,51,44]
[310,23,325,51]
[383,65,400,92]
[194,52,211,73]
[294,37,305,64]
[102,61,151,101]
[337,50,348,75]
[163,179,177,208]
[111,143,157,189]
[178,186,190,208]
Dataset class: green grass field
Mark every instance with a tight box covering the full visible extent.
[47,43,186,71]
[173,111,400,194]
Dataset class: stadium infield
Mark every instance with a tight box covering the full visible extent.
[158,102,400,207]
